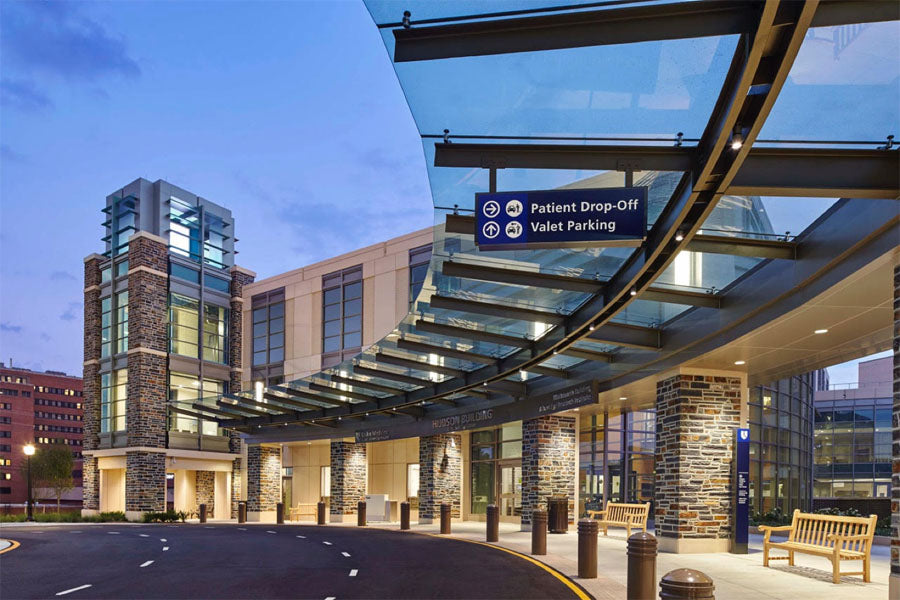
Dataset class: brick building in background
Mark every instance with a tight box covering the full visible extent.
[0,363,84,505]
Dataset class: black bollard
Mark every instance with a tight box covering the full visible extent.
[276,502,284,524]
[400,501,410,530]
[531,509,547,555]
[577,519,599,579]
[238,501,247,524]
[659,569,715,600]
[440,502,451,534]
[199,503,207,523]
[486,504,499,542]
[627,532,657,600]
[317,501,326,525]
[357,501,366,526]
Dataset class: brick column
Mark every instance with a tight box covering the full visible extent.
[81,254,103,516]
[195,471,216,515]
[891,263,899,595]
[418,434,461,523]
[330,441,367,522]
[226,266,254,518]
[655,372,742,553]
[125,232,169,520]
[247,445,281,521]
[521,415,576,530]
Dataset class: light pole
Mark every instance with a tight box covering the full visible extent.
[23,443,35,522]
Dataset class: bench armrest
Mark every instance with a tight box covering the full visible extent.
[586,510,606,519]
[759,525,792,542]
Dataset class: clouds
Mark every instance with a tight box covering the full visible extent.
[0,78,53,111]
[0,322,22,334]
[50,270,76,282]
[59,302,82,322]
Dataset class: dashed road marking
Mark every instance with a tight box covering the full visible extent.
[162,547,169,552]
[70,531,82,534]
[322,541,332,545]
[204,526,214,529]
[341,552,351,557]
[139,534,149,537]
[324,597,335,600]
[238,528,247,531]
[160,538,167,542]
[140,560,154,568]
[349,569,358,577]
[266,530,276,534]
[107,532,119,535]
[56,584,92,596]
[296,535,306,539]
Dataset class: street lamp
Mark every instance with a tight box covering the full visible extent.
[23,443,35,522]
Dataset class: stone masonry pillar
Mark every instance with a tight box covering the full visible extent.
[81,254,103,515]
[890,262,899,597]
[247,445,281,521]
[195,471,216,515]
[521,415,577,530]
[418,434,461,524]
[124,232,169,519]
[227,266,254,518]
[330,441,367,522]
[655,371,742,553]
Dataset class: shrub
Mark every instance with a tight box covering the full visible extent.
[142,510,181,523]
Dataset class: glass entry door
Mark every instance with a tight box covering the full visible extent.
[498,461,522,521]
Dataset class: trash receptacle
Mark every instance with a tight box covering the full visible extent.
[547,496,568,533]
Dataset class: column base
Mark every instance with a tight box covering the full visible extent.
[125,511,146,522]
[658,536,731,554]
[889,573,900,600]
[81,509,99,517]
[248,510,276,522]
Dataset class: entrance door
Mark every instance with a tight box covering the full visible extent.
[498,461,522,521]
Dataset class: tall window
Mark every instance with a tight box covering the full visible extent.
[169,196,201,262]
[100,369,127,433]
[204,213,228,268]
[108,196,137,256]
[203,304,227,363]
[169,293,200,358]
[115,291,129,354]
[168,373,223,436]
[322,266,362,366]
[100,296,112,358]
[251,289,285,367]
[409,244,432,305]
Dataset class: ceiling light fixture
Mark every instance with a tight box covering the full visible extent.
[731,126,744,150]
[630,287,637,296]
[734,360,746,366]
[619,396,627,401]
[675,231,684,242]
[589,324,596,331]
[814,329,828,334]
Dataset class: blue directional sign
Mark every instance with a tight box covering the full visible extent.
[733,427,750,554]
[475,187,647,250]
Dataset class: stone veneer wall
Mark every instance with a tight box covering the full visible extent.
[195,471,216,514]
[521,416,576,527]
[419,434,461,520]
[330,441,367,516]
[228,267,254,518]
[82,456,100,511]
[82,256,102,511]
[125,451,166,512]
[247,445,281,513]
[891,264,899,583]
[655,373,741,549]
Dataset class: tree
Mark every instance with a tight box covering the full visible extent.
[31,443,74,512]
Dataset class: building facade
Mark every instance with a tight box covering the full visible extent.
[0,364,84,504]
[82,178,252,520]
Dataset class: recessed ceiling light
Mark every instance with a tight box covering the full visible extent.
[619,396,627,401]
[734,360,746,365]
[814,329,828,334]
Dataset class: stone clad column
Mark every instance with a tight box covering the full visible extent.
[81,254,103,515]
[330,441,367,522]
[890,263,899,596]
[196,471,216,515]
[247,445,281,521]
[228,266,255,518]
[418,434,461,524]
[655,371,743,553]
[521,416,577,530]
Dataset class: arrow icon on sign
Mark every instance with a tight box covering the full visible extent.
[482,221,500,239]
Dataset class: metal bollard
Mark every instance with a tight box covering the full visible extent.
[531,509,547,555]
[238,501,247,524]
[199,503,207,523]
[400,501,410,530]
[440,502,451,534]
[577,519,599,579]
[486,504,499,542]
[627,532,657,600]
[276,502,284,524]
[357,501,366,526]
[317,501,326,525]
[659,569,715,600]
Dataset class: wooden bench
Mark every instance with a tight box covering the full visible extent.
[289,503,318,521]
[760,509,877,584]
[586,502,650,537]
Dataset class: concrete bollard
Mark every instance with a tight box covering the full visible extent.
[577,519,599,579]
[276,502,284,524]
[440,502,451,534]
[659,569,715,600]
[238,501,247,524]
[400,501,410,530]
[317,501,326,525]
[486,504,499,542]
[357,501,366,526]
[627,532,657,600]
[531,509,547,555]
[199,503,207,523]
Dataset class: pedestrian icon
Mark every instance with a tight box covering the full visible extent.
[482,221,500,239]
[505,199,523,217]
[505,221,523,239]
[483,200,500,219]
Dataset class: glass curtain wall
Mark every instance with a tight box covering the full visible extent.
[470,423,522,518]
[100,369,127,433]
[168,372,224,436]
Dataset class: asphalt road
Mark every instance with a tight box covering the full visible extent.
[0,523,586,599]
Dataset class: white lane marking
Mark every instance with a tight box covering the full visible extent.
[324,597,336,600]
[238,527,247,531]
[162,547,169,552]
[160,538,167,542]
[56,584,92,596]
[322,541,332,545]
[107,532,120,535]
[349,569,358,577]
[341,552,351,557]
[140,560,154,568]
[204,526,214,529]
[70,531,82,534]
[296,535,306,539]
[139,534,149,537]
[266,530,276,534]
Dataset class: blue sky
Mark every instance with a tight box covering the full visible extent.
[0,2,896,380]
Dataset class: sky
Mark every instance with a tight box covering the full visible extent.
[0,2,896,380]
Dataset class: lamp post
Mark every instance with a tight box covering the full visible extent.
[23,443,35,522]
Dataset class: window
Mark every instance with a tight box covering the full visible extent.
[109,195,137,256]
[251,289,285,367]
[115,260,129,277]
[407,464,420,499]
[204,213,229,268]
[115,291,128,354]
[204,274,230,293]
[169,293,200,358]
[168,373,224,436]
[101,296,112,358]
[409,244,432,305]
[322,266,362,363]
[169,196,201,262]
[203,303,228,364]
[100,370,127,432]
[321,466,331,498]
[101,267,112,283]
[0,458,10,466]
[0,488,10,495]
[0,446,10,453]
[169,262,200,284]
[0,431,10,438]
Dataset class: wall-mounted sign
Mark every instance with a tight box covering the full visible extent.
[475,187,647,250]
[733,427,750,554]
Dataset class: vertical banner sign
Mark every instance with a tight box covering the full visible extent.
[733,427,750,554]
[475,187,648,250]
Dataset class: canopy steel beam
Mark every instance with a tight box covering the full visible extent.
[353,364,434,387]
[263,392,324,413]
[328,374,410,395]
[374,351,465,378]
[561,347,614,363]
[640,287,721,308]
[195,403,252,420]
[216,400,272,418]
[396,338,497,365]
[686,234,796,259]
[393,0,894,62]
[430,294,566,324]
[308,382,381,404]
[589,323,661,350]
[442,260,604,293]
[414,319,533,348]
[274,387,344,407]
[169,406,217,421]
[484,379,526,396]
[524,365,569,379]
